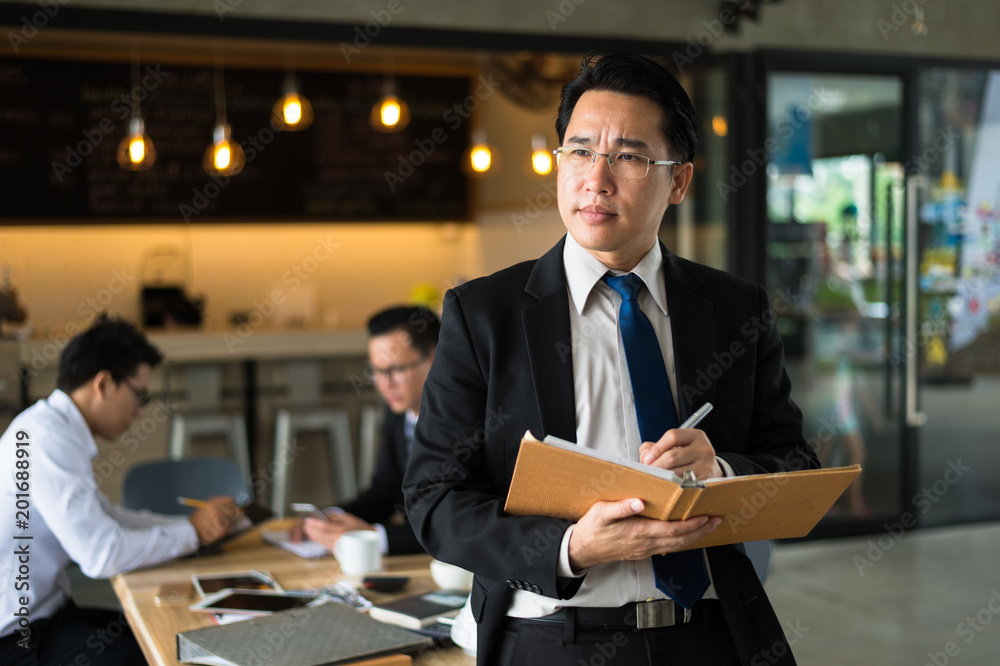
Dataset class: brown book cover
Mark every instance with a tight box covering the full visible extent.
[503,433,860,550]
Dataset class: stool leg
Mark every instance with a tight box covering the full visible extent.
[271,409,293,517]
[169,415,187,460]
[358,405,381,490]
[329,411,357,502]
[229,417,252,487]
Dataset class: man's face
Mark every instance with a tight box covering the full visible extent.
[95,363,150,440]
[368,330,433,415]
[557,90,693,271]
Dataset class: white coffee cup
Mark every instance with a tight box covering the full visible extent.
[333,530,382,576]
[430,559,474,591]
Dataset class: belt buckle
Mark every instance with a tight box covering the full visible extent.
[635,599,688,629]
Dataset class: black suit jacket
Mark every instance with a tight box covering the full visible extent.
[403,237,819,665]
[340,408,423,555]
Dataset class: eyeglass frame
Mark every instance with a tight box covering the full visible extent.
[553,147,683,179]
[121,376,151,407]
[369,356,429,384]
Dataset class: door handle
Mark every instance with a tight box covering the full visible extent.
[905,175,927,428]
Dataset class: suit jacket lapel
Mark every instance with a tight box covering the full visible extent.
[522,237,577,442]
[661,244,716,421]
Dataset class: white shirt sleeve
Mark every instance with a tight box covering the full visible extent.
[372,523,389,555]
[33,424,199,579]
[717,458,736,478]
[556,525,587,578]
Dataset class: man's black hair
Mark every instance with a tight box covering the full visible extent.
[367,306,441,357]
[56,313,164,393]
[556,51,698,163]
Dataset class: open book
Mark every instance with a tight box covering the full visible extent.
[504,432,859,550]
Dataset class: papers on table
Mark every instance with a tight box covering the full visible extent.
[261,529,331,559]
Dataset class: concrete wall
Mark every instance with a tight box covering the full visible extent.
[24,0,1000,60]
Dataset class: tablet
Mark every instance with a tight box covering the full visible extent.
[188,589,326,616]
[191,570,282,598]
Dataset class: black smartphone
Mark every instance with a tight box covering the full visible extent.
[362,576,410,592]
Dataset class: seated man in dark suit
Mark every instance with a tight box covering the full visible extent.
[298,305,439,556]
[403,52,820,665]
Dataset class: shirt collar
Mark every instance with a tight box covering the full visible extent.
[46,388,99,459]
[563,233,668,317]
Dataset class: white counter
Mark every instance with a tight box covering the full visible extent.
[19,328,369,365]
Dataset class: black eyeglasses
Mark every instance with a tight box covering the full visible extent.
[122,377,151,407]
[369,357,428,383]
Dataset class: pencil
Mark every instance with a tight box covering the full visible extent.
[176,496,208,508]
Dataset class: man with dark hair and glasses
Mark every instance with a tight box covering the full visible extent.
[297,305,440,556]
[404,52,818,665]
[0,313,239,665]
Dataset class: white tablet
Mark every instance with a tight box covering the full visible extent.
[191,570,282,598]
[188,589,327,616]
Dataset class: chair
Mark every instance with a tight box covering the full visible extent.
[121,458,251,515]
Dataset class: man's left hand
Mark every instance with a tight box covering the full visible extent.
[639,428,723,480]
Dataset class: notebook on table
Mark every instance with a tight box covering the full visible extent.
[177,602,431,665]
[368,591,469,631]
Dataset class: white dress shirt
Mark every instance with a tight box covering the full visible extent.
[0,390,199,638]
[507,234,733,618]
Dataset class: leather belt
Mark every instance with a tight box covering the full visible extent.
[522,599,710,630]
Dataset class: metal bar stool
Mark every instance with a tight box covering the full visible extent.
[167,364,251,481]
[269,360,357,516]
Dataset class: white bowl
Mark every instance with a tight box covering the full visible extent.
[429,559,474,591]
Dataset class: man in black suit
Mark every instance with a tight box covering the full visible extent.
[403,52,819,665]
[300,305,439,555]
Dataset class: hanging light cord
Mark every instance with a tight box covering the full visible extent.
[130,50,141,116]
[214,60,227,128]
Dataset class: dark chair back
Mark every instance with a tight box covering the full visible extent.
[121,457,251,515]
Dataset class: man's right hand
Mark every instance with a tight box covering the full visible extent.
[567,498,721,572]
[293,513,376,552]
[188,496,242,545]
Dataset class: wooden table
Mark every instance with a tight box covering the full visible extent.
[112,524,476,665]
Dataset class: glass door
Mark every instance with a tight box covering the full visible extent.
[911,67,1000,526]
[764,70,906,527]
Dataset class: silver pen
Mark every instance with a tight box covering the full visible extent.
[678,402,713,430]
[675,403,713,487]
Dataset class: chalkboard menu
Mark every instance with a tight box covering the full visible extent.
[0,57,470,221]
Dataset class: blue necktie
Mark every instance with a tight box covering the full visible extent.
[603,273,709,609]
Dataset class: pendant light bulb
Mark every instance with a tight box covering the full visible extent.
[462,129,501,177]
[380,97,402,127]
[529,133,552,176]
[116,115,156,171]
[272,78,313,131]
[370,79,410,133]
[203,123,245,177]
[471,145,492,173]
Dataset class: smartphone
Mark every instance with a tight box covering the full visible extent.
[290,503,327,520]
[191,570,282,597]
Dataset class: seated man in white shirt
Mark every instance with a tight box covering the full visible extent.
[0,314,239,665]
